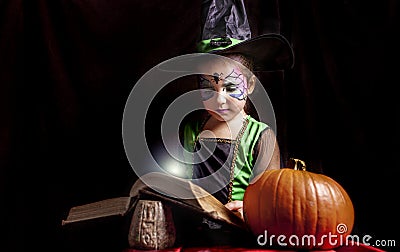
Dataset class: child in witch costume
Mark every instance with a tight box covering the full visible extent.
[61,1,294,248]
[180,0,294,219]
[182,54,280,219]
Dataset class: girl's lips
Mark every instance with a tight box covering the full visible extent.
[216,109,229,114]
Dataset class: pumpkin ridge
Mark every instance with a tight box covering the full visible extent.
[291,169,296,236]
[325,176,338,238]
[307,171,319,242]
[330,177,354,238]
[249,168,273,234]
[256,169,271,234]
[273,169,284,234]
[301,169,307,236]
[331,177,349,208]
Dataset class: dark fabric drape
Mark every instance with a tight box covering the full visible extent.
[1,0,399,251]
[281,2,399,247]
[0,0,24,249]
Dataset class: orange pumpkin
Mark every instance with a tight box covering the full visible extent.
[243,159,355,250]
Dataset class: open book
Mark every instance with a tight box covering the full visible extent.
[62,172,248,231]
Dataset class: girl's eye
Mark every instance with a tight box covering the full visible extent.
[200,89,214,101]
[225,83,247,101]
[199,76,212,89]
[225,86,238,92]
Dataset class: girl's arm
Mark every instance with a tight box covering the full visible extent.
[251,128,281,179]
[225,128,281,219]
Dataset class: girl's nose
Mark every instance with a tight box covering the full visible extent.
[216,90,227,104]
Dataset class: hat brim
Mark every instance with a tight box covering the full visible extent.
[208,33,294,72]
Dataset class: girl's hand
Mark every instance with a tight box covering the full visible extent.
[225,200,243,219]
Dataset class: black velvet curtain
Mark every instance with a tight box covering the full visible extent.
[1,0,398,251]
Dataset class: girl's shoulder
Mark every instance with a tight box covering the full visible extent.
[179,110,209,145]
[180,110,208,131]
[241,115,274,147]
[246,115,270,130]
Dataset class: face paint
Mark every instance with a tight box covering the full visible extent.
[198,68,248,101]
[212,72,222,83]
[224,69,248,101]
[199,75,215,101]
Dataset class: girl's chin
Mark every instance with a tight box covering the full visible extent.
[208,110,233,122]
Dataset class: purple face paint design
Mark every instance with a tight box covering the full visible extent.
[198,69,248,101]
[224,69,248,101]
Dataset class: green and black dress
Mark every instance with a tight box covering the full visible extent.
[182,114,278,204]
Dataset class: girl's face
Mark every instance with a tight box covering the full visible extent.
[198,59,251,122]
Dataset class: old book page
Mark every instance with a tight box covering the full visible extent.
[62,172,246,230]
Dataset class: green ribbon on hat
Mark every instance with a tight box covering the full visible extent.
[197,37,244,53]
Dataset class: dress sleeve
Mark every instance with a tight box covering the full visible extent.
[251,127,281,180]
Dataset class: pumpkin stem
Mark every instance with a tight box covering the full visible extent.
[290,158,306,171]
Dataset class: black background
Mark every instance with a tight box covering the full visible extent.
[1,0,399,251]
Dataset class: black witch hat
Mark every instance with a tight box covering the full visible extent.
[197,0,294,71]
